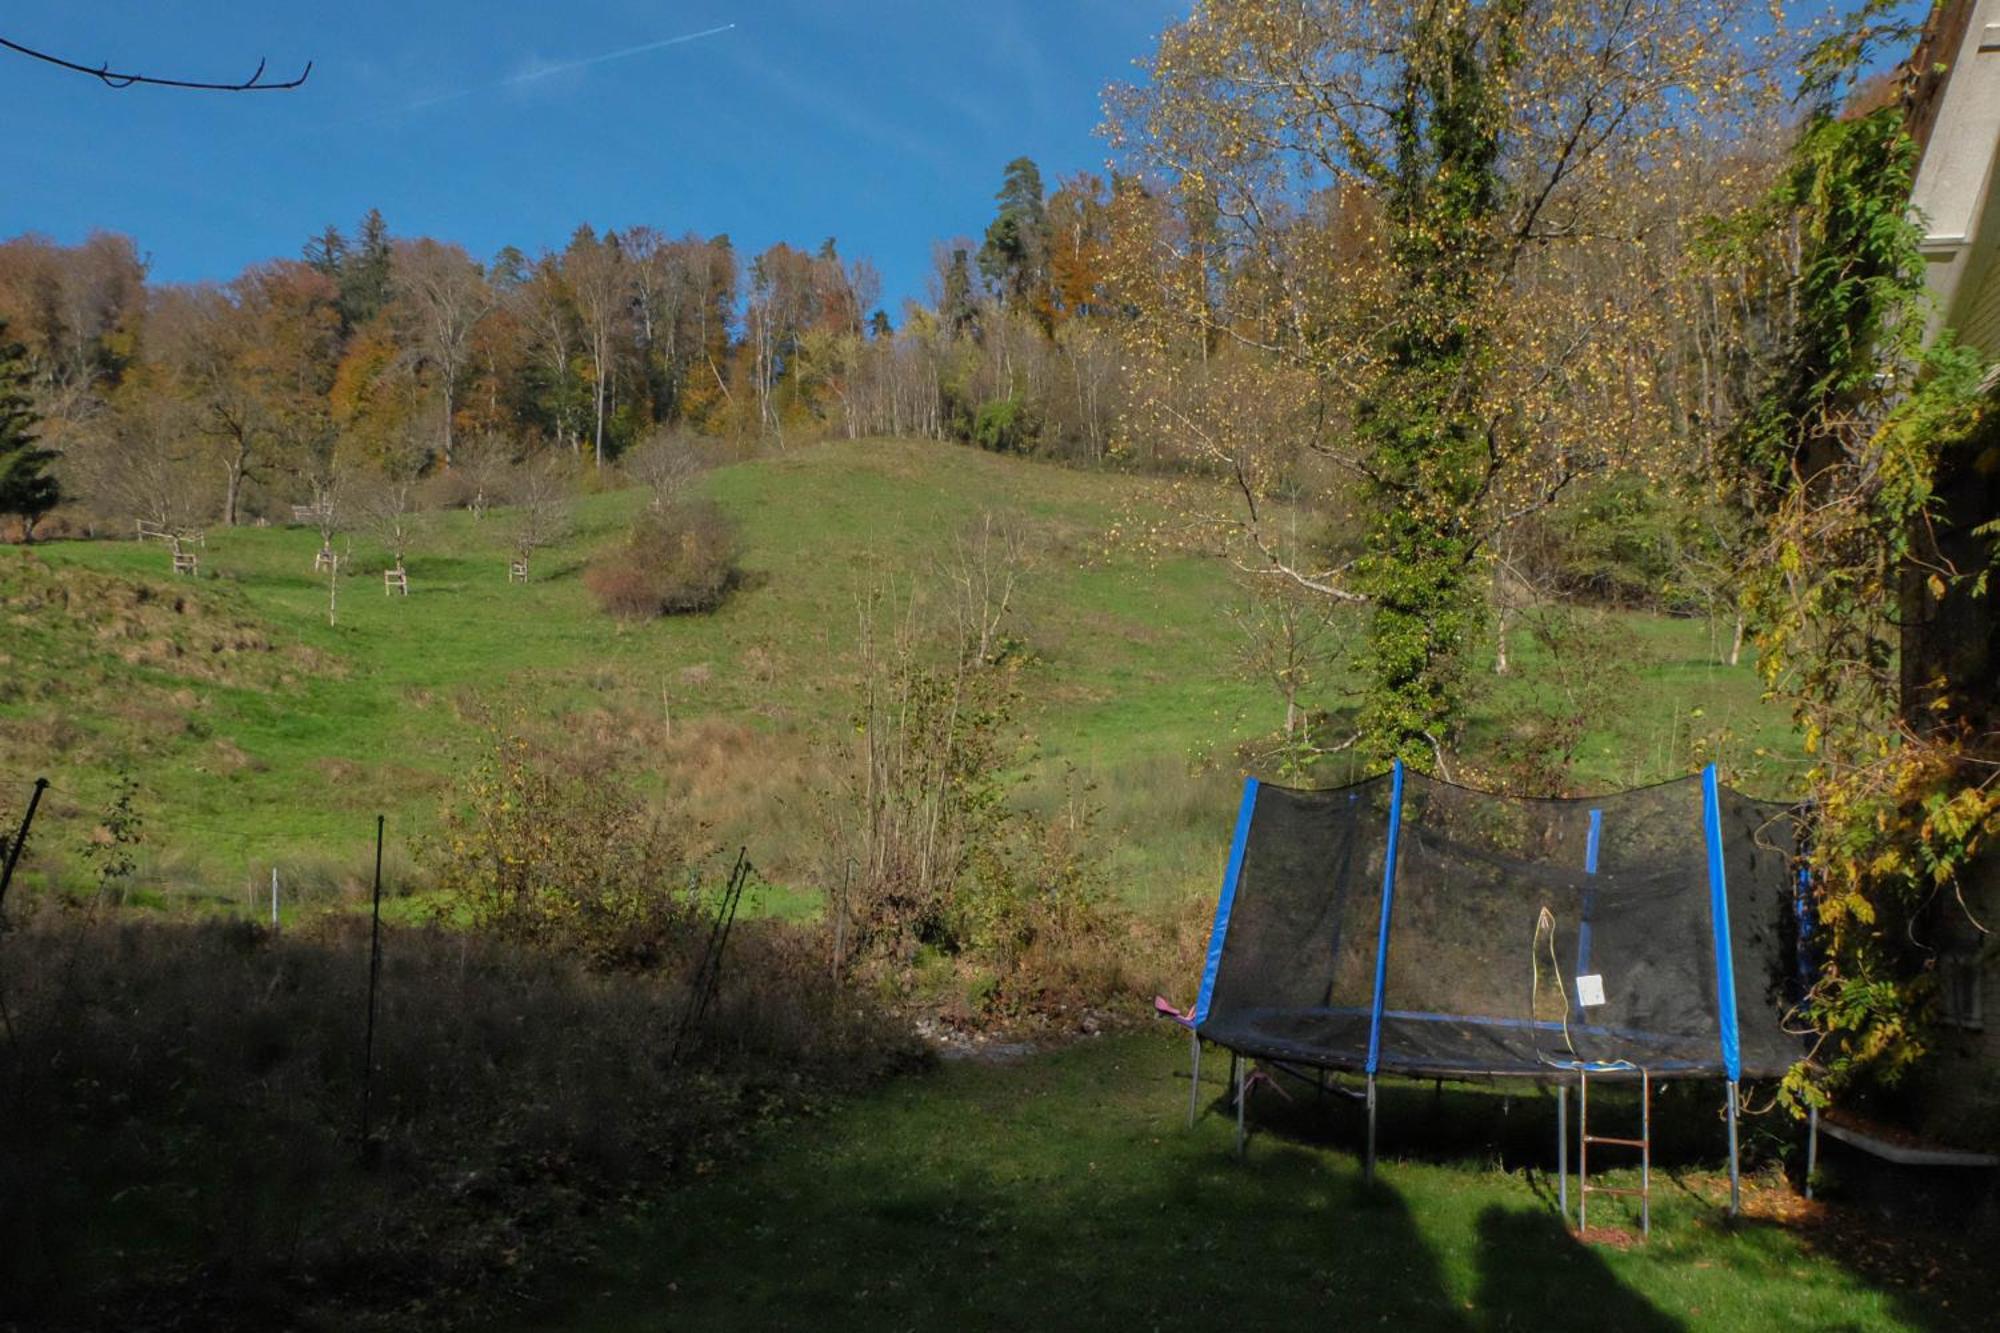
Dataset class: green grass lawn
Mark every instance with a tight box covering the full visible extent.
[3,442,1953,1329]
[4,437,1799,912]
[512,1031,1954,1331]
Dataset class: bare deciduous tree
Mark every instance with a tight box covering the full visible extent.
[508,457,573,581]
[70,392,207,535]
[563,227,627,467]
[625,428,703,513]
[360,475,425,572]
[449,429,513,519]
[391,239,493,468]
[942,511,1028,668]
[1231,574,1347,775]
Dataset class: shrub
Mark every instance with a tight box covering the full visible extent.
[955,767,1121,1012]
[1515,473,1682,609]
[585,500,741,619]
[827,593,1122,1017]
[426,728,702,968]
[971,395,1039,454]
[582,560,659,619]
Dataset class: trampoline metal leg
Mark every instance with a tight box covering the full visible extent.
[1726,1080,1741,1218]
[1233,1054,1246,1158]
[1579,1071,1589,1235]
[1187,1033,1202,1130]
[1805,1105,1819,1201]
[1641,1068,1652,1238]
[1364,1074,1378,1185]
[1557,1083,1568,1225]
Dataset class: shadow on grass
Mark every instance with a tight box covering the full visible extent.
[518,1043,1698,1332]
[514,1032,1975,1331]
[1234,1066,1749,1175]
[1474,1206,1682,1330]
[1228,1064,1966,1332]
[524,1155,1473,1329]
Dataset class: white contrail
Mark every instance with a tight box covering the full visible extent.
[398,23,737,114]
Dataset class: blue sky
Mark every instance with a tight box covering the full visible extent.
[2,2,1185,311]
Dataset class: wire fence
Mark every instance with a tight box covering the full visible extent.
[0,769,392,922]
[0,768,764,1166]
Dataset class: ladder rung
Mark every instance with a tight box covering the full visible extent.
[1582,1185,1647,1197]
[1583,1135,1648,1148]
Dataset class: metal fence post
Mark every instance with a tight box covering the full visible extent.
[360,815,385,1157]
[0,778,50,914]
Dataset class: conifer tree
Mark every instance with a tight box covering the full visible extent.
[0,320,60,541]
[302,223,348,279]
[978,157,1051,316]
[339,208,394,329]
[941,248,978,339]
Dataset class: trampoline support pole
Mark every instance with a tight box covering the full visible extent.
[1187,1033,1202,1130]
[1805,1104,1819,1201]
[1233,1054,1246,1158]
[1364,1075,1378,1185]
[1726,1080,1741,1217]
[1557,1083,1569,1224]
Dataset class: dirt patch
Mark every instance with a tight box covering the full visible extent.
[1574,1224,1643,1249]
[207,738,266,774]
[314,756,365,784]
[913,1006,1131,1064]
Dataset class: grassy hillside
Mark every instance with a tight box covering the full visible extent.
[1,438,1798,913]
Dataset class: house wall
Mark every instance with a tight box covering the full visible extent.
[1912,0,2000,346]
[1906,0,2000,1149]
[1916,853,2000,1146]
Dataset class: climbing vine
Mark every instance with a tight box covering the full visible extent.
[1352,0,1522,767]
[1731,63,2000,1104]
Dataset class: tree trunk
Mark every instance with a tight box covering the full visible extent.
[441,368,456,467]
[593,364,607,468]
[1727,613,1745,668]
[224,444,246,528]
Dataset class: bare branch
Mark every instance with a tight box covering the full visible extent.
[0,34,311,91]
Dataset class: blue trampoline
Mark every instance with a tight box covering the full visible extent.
[1176,762,1811,1221]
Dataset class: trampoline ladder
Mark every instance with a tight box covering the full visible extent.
[1577,1067,1650,1238]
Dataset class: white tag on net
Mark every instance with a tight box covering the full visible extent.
[1575,974,1607,1008]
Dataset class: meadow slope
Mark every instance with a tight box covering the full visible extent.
[1,437,1796,914]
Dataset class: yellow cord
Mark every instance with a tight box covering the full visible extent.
[1533,905,1580,1064]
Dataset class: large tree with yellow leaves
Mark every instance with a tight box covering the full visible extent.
[1108,0,1787,767]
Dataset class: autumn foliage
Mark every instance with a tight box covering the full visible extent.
[584,500,742,620]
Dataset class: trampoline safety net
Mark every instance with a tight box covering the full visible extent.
[1193,765,1805,1081]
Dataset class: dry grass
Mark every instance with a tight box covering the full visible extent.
[5,555,333,687]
